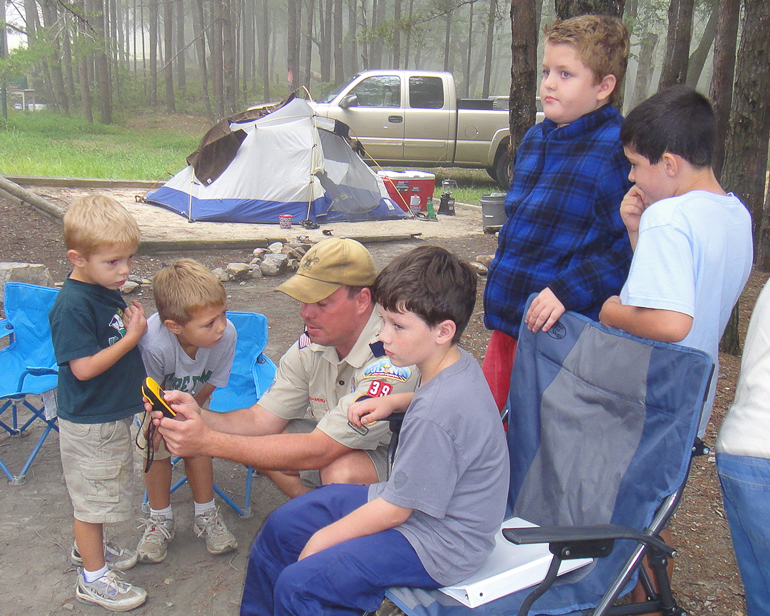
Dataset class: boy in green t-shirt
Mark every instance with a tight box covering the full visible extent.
[49,195,147,612]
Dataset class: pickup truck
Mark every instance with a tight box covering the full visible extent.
[311,70,523,187]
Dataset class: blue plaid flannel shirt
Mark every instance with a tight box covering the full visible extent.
[484,104,633,339]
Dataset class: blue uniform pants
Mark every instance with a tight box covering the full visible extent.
[240,484,439,616]
[717,453,770,616]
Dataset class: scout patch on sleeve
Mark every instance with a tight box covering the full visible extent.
[365,380,394,397]
[362,358,412,382]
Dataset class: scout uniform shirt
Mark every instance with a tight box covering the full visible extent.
[258,308,419,451]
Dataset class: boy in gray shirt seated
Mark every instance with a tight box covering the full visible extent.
[239,245,510,616]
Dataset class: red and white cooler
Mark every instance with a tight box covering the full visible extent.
[378,170,436,213]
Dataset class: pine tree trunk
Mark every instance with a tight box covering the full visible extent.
[194,0,213,119]
[149,0,158,105]
[685,2,718,89]
[94,0,112,123]
[658,0,694,88]
[222,0,236,113]
[482,0,496,98]
[260,0,270,102]
[709,0,740,180]
[210,0,224,117]
[176,0,186,95]
[630,31,657,108]
[287,0,300,91]
[722,0,770,259]
[509,0,537,167]
[720,0,770,355]
[164,0,176,112]
[304,0,314,89]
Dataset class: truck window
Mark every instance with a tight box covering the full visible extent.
[409,76,444,109]
[349,75,401,107]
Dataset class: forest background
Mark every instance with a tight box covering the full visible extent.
[0,0,769,349]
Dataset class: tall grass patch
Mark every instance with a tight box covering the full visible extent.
[0,111,198,180]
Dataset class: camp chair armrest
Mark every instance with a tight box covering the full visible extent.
[503,524,675,559]
[17,367,58,391]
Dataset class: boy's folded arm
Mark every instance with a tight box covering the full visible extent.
[599,298,693,343]
[299,497,412,560]
[68,333,143,381]
[348,392,414,426]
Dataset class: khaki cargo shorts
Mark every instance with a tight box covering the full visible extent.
[58,417,134,524]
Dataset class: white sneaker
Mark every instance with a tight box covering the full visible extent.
[136,513,175,563]
[75,568,147,612]
[71,540,138,571]
[194,507,238,555]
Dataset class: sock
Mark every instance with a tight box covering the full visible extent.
[151,505,173,519]
[83,564,109,583]
[194,499,216,517]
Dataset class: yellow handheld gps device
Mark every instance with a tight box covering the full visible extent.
[141,377,176,418]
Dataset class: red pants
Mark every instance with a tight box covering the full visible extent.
[482,329,518,412]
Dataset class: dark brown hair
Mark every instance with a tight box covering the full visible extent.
[374,246,477,344]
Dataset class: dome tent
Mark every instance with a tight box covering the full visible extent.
[143,96,407,224]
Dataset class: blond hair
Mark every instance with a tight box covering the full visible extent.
[153,259,227,325]
[544,14,630,106]
[63,195,141,257]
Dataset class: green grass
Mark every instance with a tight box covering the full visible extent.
[0,111,506,204]
[0,111,198,181]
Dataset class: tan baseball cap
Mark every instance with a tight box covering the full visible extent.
[276,238,377,303]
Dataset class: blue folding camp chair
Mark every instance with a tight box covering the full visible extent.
[384,301,713,616]
[153,311,277,518]
[0,282,59,485]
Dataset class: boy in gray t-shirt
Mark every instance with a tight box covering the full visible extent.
[240,246,510,616]
[136,259,238,564]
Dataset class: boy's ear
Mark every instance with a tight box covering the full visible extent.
[661,152,680,177]
[67,249,86,268]
[163,319,183,335]
[596,74,617,102]
[434,319,457,346]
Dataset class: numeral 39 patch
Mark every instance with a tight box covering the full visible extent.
[366,380,393,397]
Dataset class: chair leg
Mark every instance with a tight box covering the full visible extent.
[212,465,255,518]
[0,397,59,485]
[13,418,58,484]
[0,457,14,482]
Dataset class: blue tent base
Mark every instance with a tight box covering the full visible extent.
[144,187,407,225]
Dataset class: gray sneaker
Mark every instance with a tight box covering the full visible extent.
[75,568,147,612]
[136,513,175,563]
[194,507,238,555]
[71,540,138,571]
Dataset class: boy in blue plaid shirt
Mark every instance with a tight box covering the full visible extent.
[483,15,633,410]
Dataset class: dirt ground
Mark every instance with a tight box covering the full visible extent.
[0,192,757,616]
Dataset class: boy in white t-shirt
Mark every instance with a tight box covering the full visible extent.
[136,259,238,563]
[599,85,752,435]
[599,85,753,602]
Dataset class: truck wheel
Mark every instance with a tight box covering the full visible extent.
[494,150,512,189]
[486,167,498,182]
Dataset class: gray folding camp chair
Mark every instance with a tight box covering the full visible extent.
[383,302,712,616]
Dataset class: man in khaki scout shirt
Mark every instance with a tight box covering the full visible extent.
[153,238,420,498]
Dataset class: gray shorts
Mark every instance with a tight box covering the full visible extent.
[58,417,134,524]
[285,418,389,488]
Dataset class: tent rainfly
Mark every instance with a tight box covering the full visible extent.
[143,96,408,224]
